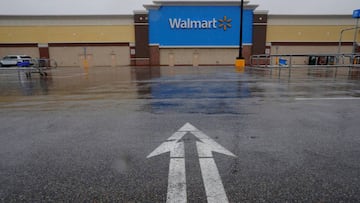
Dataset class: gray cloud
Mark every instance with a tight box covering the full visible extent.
[0,0,358,15]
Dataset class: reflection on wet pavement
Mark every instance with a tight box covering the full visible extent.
[1,66,360,202]
[0,66,359,114]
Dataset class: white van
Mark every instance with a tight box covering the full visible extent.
[0,55,33,67]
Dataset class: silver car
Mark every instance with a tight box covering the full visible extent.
[0,55,33,67]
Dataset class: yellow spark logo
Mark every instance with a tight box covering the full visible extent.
[218,16,232,31]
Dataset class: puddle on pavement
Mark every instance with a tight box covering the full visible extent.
[0,66,359,113]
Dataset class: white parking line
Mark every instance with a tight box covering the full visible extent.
[295,97,360,101]
[167,158,187,203]
[52,73,88,79]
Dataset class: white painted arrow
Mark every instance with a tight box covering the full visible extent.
[147,122,236,203]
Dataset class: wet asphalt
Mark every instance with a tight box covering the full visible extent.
[0,66,360,202]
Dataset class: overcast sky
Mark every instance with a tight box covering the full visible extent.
[0,0,358,15]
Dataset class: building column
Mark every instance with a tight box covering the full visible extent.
[252,11,268,55]
[38,43,50,59]
[149,44,160,66]
[134,12,150,66]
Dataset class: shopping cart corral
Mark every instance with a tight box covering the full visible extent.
[19,58,57,78]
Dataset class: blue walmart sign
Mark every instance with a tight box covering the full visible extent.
[149,6,253,47]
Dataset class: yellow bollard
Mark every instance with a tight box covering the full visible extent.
[82,59,89,79]
[83,59,89,69]
[235,59,245,67]
[235,59,245,72]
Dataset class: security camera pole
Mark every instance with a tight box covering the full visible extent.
[235,0,245,68]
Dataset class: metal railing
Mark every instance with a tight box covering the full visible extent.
[16,58,58,78]
[250,53,360,68]
[32,58,58,69]
[249,53,360,79]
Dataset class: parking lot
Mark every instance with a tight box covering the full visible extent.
[1,66,360,202]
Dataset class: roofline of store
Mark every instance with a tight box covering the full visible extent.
[269,14,352,17]
[145,0,258,10]
[0,13,352,18]
[0,14,133,18]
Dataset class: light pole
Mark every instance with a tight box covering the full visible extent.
[235,0,245,68]
[238,0,244,59]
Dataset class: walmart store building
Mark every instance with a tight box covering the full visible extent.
[0,1,358,67]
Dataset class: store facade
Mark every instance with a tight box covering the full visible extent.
[0,1,357,67]
[133,1,266,66]
[0,15,134,67]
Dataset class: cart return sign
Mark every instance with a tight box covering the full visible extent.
[353,9,360,18]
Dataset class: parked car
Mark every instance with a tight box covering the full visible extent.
[0,55,34,67]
